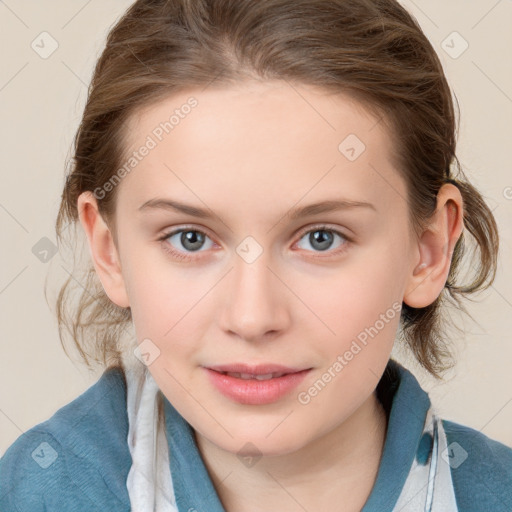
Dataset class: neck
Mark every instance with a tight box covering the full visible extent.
[195,391,388,512]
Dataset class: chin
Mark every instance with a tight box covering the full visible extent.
[210,427,310,458]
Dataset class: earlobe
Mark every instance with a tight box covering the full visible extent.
[77,191,130,308]
[403,184,464,309]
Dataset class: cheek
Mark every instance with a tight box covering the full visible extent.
[126,265,218,373]
[304,260,402,340]
[124,245,205,332]
[294,247,404,377]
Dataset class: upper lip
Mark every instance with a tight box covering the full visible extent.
[205,363,310,376]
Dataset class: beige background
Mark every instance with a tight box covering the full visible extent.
[1,0,511,456]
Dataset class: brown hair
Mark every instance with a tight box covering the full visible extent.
[52,0,499,379]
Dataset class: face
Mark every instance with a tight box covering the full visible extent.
[109,80,418,456]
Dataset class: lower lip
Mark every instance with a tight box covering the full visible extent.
[204,368,311,405]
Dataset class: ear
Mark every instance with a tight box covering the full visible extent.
[403,183,464,308]
[77,191,130,308]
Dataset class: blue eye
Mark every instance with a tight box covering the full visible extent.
[295,226,349,254]
[158,224,351,262]
[158,228,215,261]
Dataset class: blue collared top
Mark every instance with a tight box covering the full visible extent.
[1,358,511,511]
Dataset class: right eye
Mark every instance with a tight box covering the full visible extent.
[158,227,217,261]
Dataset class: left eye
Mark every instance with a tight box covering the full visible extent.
[295,227,348,253]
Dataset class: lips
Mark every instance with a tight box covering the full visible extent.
[204,363,312,405]
[221,372,285,380]
[206,363,308,379]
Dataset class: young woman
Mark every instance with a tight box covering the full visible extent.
[1,1,510,511]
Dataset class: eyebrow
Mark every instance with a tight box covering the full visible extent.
[138,197,376,220]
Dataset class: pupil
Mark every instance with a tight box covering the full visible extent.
[311,230,332,251]
[182,231,204,251]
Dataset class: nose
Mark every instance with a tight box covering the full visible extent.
[219,251,290,343]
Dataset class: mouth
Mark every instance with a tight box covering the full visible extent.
[203,363,312,405]
[215,371,290,380]
[206,362,309,375]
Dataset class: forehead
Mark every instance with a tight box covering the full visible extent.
[117,81,406,220]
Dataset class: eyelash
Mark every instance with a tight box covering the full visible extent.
[157,224,352,262]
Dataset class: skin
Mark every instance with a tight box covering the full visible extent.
[78,80,464,511]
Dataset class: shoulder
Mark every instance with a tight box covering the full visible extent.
[442,418,512,511]
[0,367,131,512]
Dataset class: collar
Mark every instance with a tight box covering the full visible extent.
[162,358,432,511]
